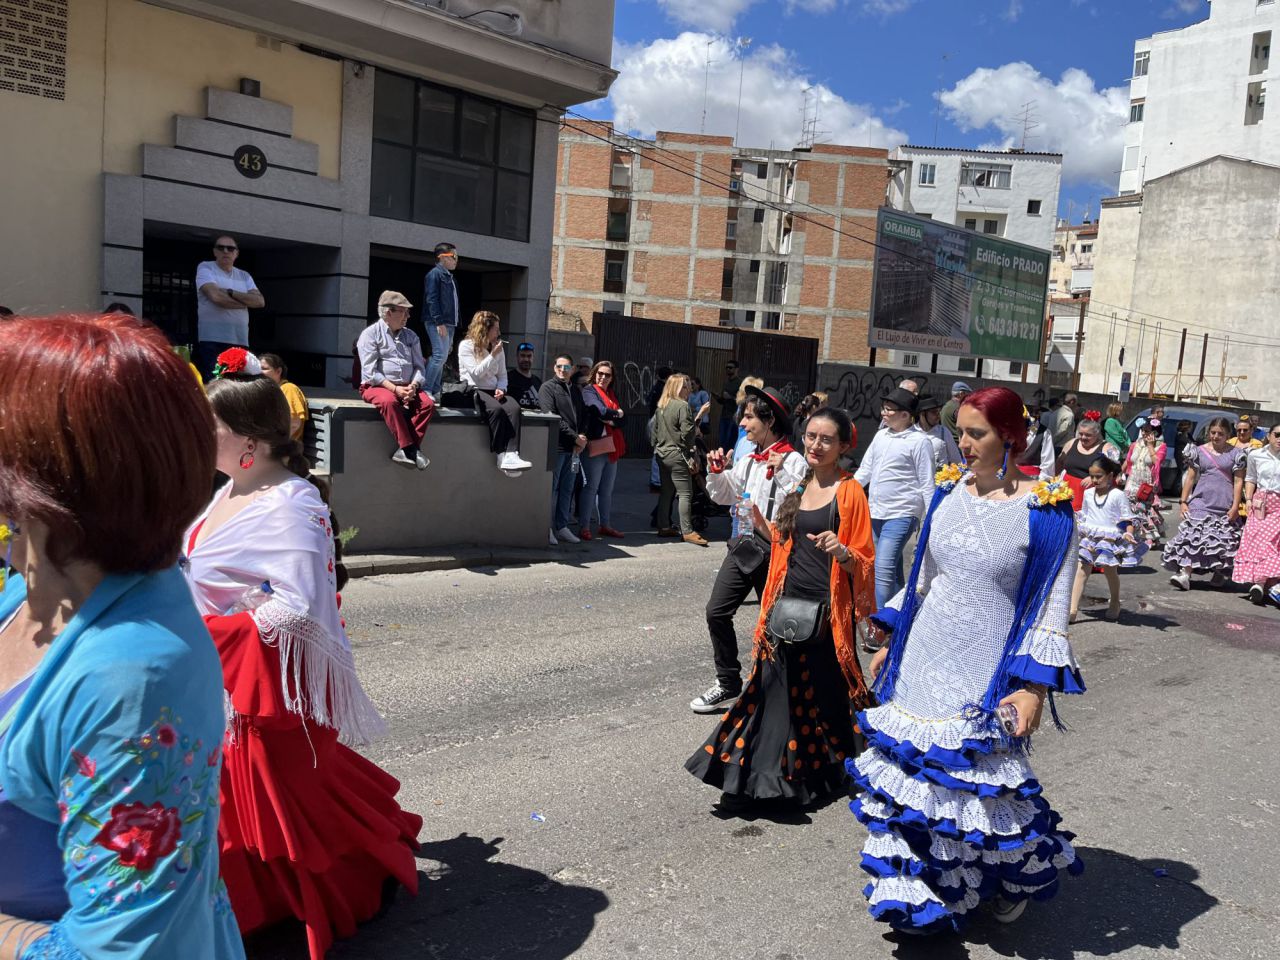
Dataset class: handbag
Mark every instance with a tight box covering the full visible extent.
[764,490,839,646]
[587,434,616,457]
[728,531,770,576]
[1135,481,1154,503]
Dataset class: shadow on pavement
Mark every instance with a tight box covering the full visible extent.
[883,846,1217,960]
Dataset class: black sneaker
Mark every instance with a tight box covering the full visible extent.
[1248,584,1266,605]
[690,683,739,713]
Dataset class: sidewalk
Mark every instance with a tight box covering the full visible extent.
[345,459,730,578]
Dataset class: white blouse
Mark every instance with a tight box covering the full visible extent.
[1246,445,1280,493]
[457,339,508,392]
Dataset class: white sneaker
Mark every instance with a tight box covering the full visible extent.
[548,528,559,546]
[502,451,533,470]
[496,452,508,469]
[391,449,414,468]
[1170,572,1191,591]
[554,526,580,544]
[992,896,1028,924]
[414,451,430,470]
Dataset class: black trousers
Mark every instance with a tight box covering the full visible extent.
[705,547,771,691]
[473,389,521,453]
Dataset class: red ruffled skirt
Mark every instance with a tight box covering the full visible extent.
[207,614,422,960]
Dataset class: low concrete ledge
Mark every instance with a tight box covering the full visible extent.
[305,391,560,553]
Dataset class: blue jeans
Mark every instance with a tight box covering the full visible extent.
[578,453,618,529]
[551,451,577,531]
[423,323,454,397]
[871,516,919,611]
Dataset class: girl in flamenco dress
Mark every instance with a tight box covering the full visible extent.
[853,387,1085,934]
[1070,454,1149,622]
[184,364,421,960]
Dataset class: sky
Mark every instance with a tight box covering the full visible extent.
[580,0,1211,223]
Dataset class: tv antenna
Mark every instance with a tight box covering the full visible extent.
[1014,99,1040,150]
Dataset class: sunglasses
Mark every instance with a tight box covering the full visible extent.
[214,244,238,252]
[596,372,613,379]
[554,363,573,370]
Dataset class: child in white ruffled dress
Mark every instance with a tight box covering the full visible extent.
[1071,454,1148,621]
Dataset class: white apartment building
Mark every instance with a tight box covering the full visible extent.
[883,145,1063,382]
[1119,0,1279,194]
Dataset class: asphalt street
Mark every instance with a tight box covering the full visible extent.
[248,485,1280,960]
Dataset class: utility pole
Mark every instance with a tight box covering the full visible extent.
[1148,321,1161,399]
[1071,299,1086,390]
[1196,332,1208,403]
[1175,327,1188,400]
[1217,335,1230,403]
[733,38,752,146]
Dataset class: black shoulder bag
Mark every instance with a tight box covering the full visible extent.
[765,489,840,646]
[727,458,777,576]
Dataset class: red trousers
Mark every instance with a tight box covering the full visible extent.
[360,385,434,449]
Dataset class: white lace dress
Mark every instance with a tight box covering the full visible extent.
[850,486,1085,932]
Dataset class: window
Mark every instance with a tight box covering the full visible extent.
[1027,199,1042,216]
[604,259,625,283]
[1129,100,1145,123]
[729,178,742,192]
[370,69,534,240]
[757,162,769,179]
[722,266,734,286]
[726,221,737,239]
[957,357,978,373]
[1008,361,1024,376]
[753,207,765,223]
[1134,51,1150,77]
[959,162,1011,189]
[1123,145,1140,171]
[1080,243,1093,254]
[749,259,760,273]
[983,219,999,235]
[607,211,629,241]
[901,353,920,368]
[1247,80,1267,125]
[1252,31,1271,75]
[602,300,624,315]
[964,218,978,231]
[918,162,937,186]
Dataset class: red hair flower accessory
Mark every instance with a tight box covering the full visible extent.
[1083,409,1102,422]
[212,347,263,378]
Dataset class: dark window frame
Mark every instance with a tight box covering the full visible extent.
[370,68,535,241]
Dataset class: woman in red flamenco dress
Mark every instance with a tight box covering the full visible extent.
[183,368,421,959]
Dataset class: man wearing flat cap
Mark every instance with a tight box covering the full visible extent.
[940,380,973,442]
[357,290,434,469]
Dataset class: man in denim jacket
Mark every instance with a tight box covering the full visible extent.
[423,241,459,399]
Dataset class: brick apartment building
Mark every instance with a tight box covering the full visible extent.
[550,121,890,363]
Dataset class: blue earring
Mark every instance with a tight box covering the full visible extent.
[996,442,1011,480]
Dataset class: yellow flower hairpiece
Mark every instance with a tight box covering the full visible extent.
[0,523,11,592]
[1030,478,1073,508]
[935,463,964,489]
[0,524,11,545]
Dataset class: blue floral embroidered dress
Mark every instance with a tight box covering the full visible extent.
[0,571,245,959]
[850,485,1085,931]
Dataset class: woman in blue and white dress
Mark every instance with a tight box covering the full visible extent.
[853,386,1085,934]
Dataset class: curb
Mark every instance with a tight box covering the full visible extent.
[343,542,626,579]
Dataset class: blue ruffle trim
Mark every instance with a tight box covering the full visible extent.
[856,727,1042,799]
[1007,654,1086,695]
[869,607,901,634]
[857,709,999,773]
[850,786,1061,852]
[20,924,78,960]
[864,892,961,933]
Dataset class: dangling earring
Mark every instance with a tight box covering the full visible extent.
[239,451,255,470]
[996,442,1011,480]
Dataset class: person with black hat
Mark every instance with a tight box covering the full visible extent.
[854,387,935,610]
[690,386,807,713]
[914,395,948,467]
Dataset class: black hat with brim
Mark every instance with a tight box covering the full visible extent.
[744,384,793,436]
[881,387,919,416]
[915,394,942,413]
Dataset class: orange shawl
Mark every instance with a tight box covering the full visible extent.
[751,475,878,709]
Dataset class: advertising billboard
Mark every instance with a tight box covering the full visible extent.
[868,208,1050,363]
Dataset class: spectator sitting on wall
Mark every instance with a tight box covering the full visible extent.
[423,242,460,401]
[508,341,543,410]
[194,233,264,378]
[356,290,434,470]
[457,310,533,476]
[259,352,309,442]
[939,380,972,441]
[717,360,744,452]
[540,354,587,545]
[689,378,711,437]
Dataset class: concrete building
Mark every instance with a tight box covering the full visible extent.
[883,144,1063,382]
[550,122,890,364]
[1,0,616,387]
[1119,0,1279,195]
[1083,156,1280,409]
[1049,220,1098,298]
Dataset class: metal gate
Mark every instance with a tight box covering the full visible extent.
[593,313,819,456]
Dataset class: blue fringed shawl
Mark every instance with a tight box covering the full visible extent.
[871,483,1076,749]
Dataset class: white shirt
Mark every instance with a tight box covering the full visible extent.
[926,422,963,467]
[1078,486,1135,536]
[855,426,936,520]
[195,261,256,344]
[1246,445,1280,493]
[457,339,508,392]
[706,442,808,522]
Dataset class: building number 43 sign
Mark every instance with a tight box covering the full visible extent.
[233,144,268,180]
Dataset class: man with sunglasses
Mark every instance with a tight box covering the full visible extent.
[507,341,543,410]
[423,241,460,400]
[195,234,264,377]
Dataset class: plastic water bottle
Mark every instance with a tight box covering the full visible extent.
[225,581,274,615]
[570,453,581,474]
[737,492,754,538]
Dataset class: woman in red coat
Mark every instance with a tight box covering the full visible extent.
[184,367,421,960]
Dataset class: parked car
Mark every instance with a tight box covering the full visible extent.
[1125,405,1239,494]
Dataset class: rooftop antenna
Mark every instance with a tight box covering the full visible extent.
[1013,99,1040,150]
[701,38,718,134]
[734,37,753,145]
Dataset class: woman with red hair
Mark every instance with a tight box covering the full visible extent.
[852,386,1084,934]
[0,314,244,959]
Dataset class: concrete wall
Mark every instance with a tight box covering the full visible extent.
[1082,157,1280,410]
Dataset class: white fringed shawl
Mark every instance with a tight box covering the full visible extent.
[183,477,387,746]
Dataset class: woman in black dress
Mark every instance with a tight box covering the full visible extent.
[686,408,877,810]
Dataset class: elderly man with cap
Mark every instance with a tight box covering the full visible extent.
[940,380,973,442]
[915,394,959,467]
[690,385,808,713]
[357,290,434,469]
[855,386,935,612]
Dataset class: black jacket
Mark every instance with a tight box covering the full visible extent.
[538,377,586,452]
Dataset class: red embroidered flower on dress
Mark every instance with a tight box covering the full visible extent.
[93,802,183,871]
[156,724,178,747]
[71,749,97,779]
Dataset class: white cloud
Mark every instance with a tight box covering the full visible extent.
[938,62,1128,185]
[1163,0,1203,16]
[1004,0,1023,21]
[606,32,907,151]
[862,0,914,16]
[786,0,840,12]
[656,0,759,33]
